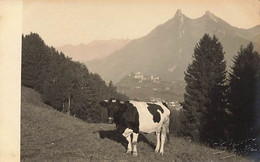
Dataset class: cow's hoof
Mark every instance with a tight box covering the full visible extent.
[159,152,164,155]
[126,150,131,154]
[155,149,159,153]
[133,152,138,157]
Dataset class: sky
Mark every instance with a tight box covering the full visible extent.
[23,0,260,47]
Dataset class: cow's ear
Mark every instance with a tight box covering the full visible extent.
[120,101,125,104]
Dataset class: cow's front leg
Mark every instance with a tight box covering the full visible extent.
[122,128,133,154]
[126,135,132,154]
[155,130,161,153]
[132,132,139,156]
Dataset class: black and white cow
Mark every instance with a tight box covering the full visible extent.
[100,99,170,156]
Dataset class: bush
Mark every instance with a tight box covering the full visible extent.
[169,109,184,136]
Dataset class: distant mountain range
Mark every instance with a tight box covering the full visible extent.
[57,39,130,62]
[86,9,260,82]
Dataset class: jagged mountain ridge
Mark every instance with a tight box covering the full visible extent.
[86,9,260,82]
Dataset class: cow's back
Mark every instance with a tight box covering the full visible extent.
[129,101,170,134]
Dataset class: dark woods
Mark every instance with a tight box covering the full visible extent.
[227,42,260,154]
[181,34,260,155]
[22,33,128,123]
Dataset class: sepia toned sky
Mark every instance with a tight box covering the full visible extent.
[23,0,260,47]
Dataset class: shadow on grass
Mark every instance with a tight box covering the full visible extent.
[98,129,155,150]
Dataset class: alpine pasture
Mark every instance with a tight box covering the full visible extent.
[21,86,251,161]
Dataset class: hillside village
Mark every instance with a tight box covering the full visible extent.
[123,72,182,109]
[116,72,185,104]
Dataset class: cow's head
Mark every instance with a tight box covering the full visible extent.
[100,98,124,123]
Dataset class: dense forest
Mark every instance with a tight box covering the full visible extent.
[181,34,260,155]
[22,33,128,122]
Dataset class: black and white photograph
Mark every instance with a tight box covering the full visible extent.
[0,0,260,161]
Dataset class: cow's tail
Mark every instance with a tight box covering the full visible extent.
[162,102,170,143]
[164,115,170,143]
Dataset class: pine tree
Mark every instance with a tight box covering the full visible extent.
[22,33,50,91]
[70,63,93,116]
[228,42,260,143]
[181,34,227,144]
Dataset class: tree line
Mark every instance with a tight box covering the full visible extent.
[181,34,260,154]
[22,33,128,123]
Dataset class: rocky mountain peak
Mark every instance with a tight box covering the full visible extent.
[204,10,218,22]
[175,9,183,17]
[172,9,186,30]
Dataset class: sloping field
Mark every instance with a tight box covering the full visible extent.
[21,86,251,161]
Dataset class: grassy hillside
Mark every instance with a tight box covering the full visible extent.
[21,86,251,161]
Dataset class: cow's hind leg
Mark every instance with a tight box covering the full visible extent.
[155,129,161,153]
[159,118,170,155]
[132,132,139,156]
[159,126,166,155]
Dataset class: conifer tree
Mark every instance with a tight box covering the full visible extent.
[228,42,260,142]
[182,34,227,144]
[22,33,50,91]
